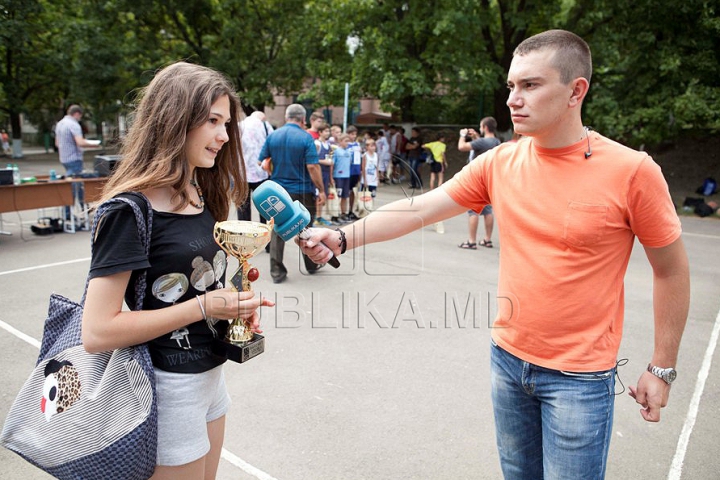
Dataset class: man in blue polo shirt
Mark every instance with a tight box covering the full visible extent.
[259,104,326,283]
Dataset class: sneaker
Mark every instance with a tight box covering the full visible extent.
[331,216,341,224]
[339,213,353,223]
[314,217,333,227]
[348,212,359,221]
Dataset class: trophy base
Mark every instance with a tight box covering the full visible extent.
[212,334,265,363]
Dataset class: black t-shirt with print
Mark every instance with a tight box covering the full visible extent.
[89,203,229,373]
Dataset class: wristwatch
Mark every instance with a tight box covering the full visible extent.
[647,363,677,384]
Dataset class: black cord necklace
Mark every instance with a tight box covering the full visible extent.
[189,177,205,209]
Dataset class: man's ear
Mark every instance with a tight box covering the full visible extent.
[568,77,590,108]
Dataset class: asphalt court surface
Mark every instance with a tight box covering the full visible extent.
[1,154,719,479]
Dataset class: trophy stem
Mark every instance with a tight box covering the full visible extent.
[226,261,253,343]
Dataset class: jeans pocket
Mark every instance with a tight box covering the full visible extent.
[559,369,613,381]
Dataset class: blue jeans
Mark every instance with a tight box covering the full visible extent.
[408,157,423,188]
[490,340,615,480]
[61,160,85,219]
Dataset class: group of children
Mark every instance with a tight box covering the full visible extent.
[311,122,380,226]
[309,121,450,227]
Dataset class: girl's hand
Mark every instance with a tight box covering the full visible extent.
[200,288,274,324]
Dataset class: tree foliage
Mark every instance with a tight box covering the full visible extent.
[212,0,322,114]
[1,0,718,149]
[575,0,720,146]
[0,0,73,140]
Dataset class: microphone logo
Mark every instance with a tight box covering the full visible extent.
[279,220,305,239]
[258,195,286,218]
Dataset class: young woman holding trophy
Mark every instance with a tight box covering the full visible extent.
[82,61,274,479]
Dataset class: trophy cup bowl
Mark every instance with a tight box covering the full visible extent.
[212,219,273,363]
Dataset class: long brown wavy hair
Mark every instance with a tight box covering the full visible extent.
[100,61,247,221]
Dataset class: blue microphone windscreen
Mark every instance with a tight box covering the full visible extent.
[252,180,311,241]
[252,180,294,224]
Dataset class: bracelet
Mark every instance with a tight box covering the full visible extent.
[195,295,207,320]
[334,228,347,254]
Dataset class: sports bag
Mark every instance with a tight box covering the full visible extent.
[1,193,157,480]
[326,185,341,218]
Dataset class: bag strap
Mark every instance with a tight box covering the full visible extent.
[81,192,153,310]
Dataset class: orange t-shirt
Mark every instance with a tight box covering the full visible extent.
[444,133,681,371]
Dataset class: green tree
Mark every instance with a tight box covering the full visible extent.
[5,0,718,151]
[310,0,487,123]
[306,0,567,127]
[69,1,164,140]
[212,0,322,115]
[571,0,720,146]
[0,0,73,155]
[104,0,321,117]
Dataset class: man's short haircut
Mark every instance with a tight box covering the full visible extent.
[310,112,324,122]
[376,130,384,137]
[411,127,420,134]
[318,122,330,132]
[338,134,351,142]
[285,103,306,122]
[514,29,592,85]
[480,117,497,133]
[346,125,358,134]
[67,105,83,116]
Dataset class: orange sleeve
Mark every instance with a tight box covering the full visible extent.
[627,156,682,247]
[443,154,492,213]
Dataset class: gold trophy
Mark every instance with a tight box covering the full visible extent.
[212,219,273,363]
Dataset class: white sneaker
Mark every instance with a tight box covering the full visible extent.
[435,222,445,234]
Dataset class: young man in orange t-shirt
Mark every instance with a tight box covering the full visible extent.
[298,30,689,479]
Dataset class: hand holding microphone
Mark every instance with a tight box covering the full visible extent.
[252,180,341,268]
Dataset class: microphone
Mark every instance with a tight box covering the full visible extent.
[584,126,593,159]
[252,180,340,268]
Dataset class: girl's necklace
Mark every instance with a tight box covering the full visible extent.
[189,178,205,210]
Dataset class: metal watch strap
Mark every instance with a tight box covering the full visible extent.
[647,363,676,384]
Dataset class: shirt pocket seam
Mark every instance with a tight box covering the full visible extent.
[563,202,608,248]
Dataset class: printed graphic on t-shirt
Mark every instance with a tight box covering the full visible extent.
[152,250,227,348]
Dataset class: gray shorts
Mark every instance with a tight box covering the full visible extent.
[468,205,493,216]
[155,365,231,466]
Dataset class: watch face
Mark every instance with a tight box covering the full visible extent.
[666,369,677,383]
